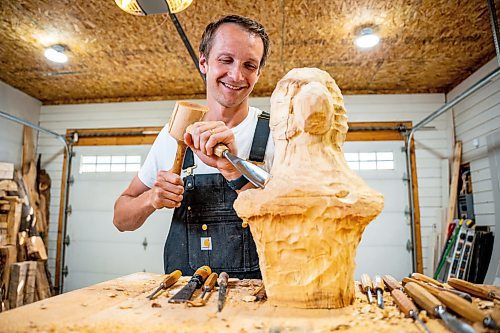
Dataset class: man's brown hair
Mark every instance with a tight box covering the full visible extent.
[199,15,270,70]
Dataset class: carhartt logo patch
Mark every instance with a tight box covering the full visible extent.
[201,237,212,251]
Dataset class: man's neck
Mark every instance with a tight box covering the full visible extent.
[204,100,250,128]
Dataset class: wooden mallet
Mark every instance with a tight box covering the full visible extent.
[168,101,208,174]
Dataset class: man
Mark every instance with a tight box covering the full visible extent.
[113,15,273,279]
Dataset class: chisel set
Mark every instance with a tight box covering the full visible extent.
[360,272,498,333]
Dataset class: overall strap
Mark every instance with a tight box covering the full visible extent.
[248,111,270,163]
[182,147,195,169]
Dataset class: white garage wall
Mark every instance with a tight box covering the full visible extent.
[448,57,500,227]
[38,94,452,282]
[0,80,41,167]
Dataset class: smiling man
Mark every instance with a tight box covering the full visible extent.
[113,15,273,279]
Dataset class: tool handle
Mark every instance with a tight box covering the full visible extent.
[383,275,403,291]
[391,289,417,317]
[405,282,441,315]
[361,274,373,292]
[214,144,229,158]
[218,271,229,287]
[412,272,444,288]
[403,277,440,297]
[374,275,384,291]
[170,142,187,175]
[193,266,212,284]
[447,278,492,299]
[436,290,485,323]
[162,270,182,289]
[204,272,218,291]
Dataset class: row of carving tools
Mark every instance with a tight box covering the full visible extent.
[145,266,229,312]
[360,272,499,333]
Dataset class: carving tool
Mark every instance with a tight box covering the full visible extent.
[186,126,271,188]
[447,277,500,301]
[360,274,374,304]
[403,277,472,302]
[374,275,384,309]
[411,273,472,301]
[217,271,229,312]
[391,289,432,333]
[169,266,211,303]
[146,269,182,300]
[382,275,404,291]
[405,282,476,333]
[186,272,218,307]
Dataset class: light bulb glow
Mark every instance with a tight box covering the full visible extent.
[355,28,380,49]
[44,46,68,63]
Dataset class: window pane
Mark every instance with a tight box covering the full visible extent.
[111,156,125,163]
[360,161,376,170]
[80,164,96,173]
[126,155,141,163]
[377,152,393,161]
[377,161,394,170]
[344,153,358,162]
[126,164,141,172]
[359,153,376,161]
[96,164,111,172]
[82,156,96,164]
[111,164,126,172]
[347,161,359,170]
[97,156,111,164]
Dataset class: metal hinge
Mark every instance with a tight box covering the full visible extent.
[66,205,72,215]
[69,176,74,185]
[142,237,148,250]
[62,265,69,277]
[406,239,413,253]
[64,235,70,246]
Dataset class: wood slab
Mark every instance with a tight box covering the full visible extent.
[0,272,473,332]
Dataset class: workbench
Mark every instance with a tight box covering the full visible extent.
[0,272,491,332]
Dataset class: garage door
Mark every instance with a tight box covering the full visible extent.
[63,141,411,291]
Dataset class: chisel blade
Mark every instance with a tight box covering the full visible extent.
[169,281,198,303]
[437,307,476,333]
[217,272,229,312]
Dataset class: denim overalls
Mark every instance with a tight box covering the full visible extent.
[164,112,270,279]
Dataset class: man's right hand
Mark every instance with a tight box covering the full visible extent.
[150,170,184,209]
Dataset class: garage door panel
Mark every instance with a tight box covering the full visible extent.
[358,212,409,246]
[355,246,412,280]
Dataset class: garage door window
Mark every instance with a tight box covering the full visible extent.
[79,155,141,173]
[345,152,394,170]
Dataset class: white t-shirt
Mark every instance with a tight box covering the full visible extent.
[138,106,274,188]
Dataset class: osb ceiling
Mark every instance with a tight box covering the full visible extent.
[0,0,497,105]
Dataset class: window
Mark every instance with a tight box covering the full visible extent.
[80,155,141,173]
[345,152,394,170]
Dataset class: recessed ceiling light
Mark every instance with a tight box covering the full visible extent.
[355,28,380,49]
[44,45,68,63]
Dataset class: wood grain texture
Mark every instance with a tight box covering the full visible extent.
[0,0,496,104]
[234,68,384,308]
[0,272,458,332]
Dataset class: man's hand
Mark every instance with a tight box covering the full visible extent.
[184,121,240,180]
[150,171,184,209]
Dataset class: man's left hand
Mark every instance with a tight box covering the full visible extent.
[184,121,240,180]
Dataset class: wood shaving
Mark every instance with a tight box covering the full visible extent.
[107,293,118,298]
[241,295,257,302]
[151,303,161,308]
[119,304,133,309]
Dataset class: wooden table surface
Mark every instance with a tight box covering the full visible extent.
[0,272,494,333]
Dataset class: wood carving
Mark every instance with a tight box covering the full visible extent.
[234,68,384,309]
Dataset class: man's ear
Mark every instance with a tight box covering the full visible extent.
[199,52,207,74]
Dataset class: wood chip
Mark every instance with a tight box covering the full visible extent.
[119,304,133,309]
[151,303,161,308]
[241,295,257,302]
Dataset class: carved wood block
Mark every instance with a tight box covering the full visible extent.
[234,68,384,309]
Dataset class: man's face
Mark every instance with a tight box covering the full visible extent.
[199,23,264,109]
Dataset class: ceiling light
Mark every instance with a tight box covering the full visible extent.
[115,0,192,15]
[44,45,68,63]
[355,28,380,49]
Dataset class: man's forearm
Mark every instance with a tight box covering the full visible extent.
[113,190,156,231]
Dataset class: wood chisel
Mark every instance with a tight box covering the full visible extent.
[382,275,404,291]
[408,275,473,302]
[169,266,211,303]
[404,282,476,333]
[360,274,374,304]
[374,275,384,309]
[447,277,500,301]
[187,272,218,307]
[146,270,182,300]
[217,271,229,312]
[391,289,432,333]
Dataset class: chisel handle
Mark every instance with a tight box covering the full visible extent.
[218,271,229,287]
[214,144,229,158]
[361,274,373,292]
[162,270,182,289]
[391,289,417,317]
[192,266,212,287]
[403,277,440,297]
[374,275,384,291]
[204,272,218,292]
[383,275,403,291]
[436,290,485,323]
[412,272,444,288]
[447,278,495,300]
[405,282,441,316]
